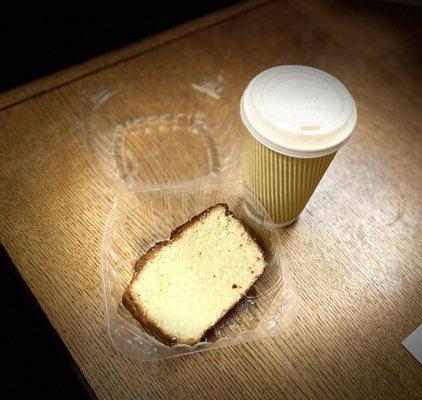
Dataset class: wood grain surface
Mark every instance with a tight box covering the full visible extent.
[1,0,421,399]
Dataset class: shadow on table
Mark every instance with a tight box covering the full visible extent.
[0,243,97,400]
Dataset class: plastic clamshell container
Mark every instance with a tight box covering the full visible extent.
[80,76,298,361]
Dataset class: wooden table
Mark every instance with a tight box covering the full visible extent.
[1,0,421,398]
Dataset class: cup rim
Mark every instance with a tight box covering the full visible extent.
[241,93,357,158]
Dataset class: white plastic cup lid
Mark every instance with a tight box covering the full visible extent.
[241,65,357,158]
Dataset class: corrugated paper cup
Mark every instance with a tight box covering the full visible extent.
[241,65,357,227]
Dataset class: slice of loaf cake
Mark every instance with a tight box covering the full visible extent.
[122,203,267,345]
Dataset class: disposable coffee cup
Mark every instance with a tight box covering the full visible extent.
[241,65,357,227]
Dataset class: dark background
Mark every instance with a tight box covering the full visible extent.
[1,1,241,93]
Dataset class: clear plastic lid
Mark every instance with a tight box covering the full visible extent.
[80,75,240,193]
[241,65,357,158]
[79,73,298,360]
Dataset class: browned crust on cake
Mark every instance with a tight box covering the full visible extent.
[122,241,184,346]
[122,203,268,346]
[169,203,229,241]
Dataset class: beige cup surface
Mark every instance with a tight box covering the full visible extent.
[243,134,336,226]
